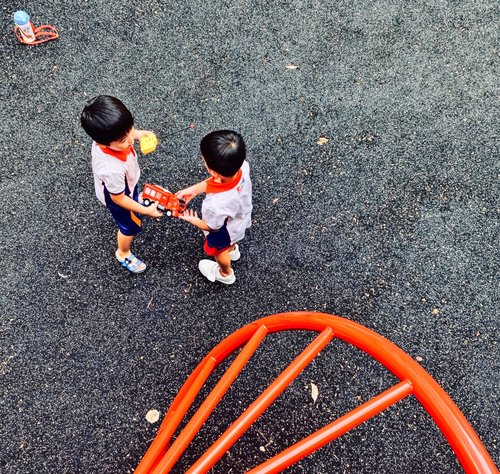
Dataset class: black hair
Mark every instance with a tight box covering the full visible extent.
[80,95,134,145]
[200,130,246,177]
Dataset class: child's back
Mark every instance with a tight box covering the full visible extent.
[177,130,252,284]
[202,159,252,246]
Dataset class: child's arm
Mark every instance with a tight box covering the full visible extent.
[176,180,208,204]
[111,192,163,217]
[178,209,210,231]
[132,129,154,140]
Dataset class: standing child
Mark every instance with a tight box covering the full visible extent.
[177,130,252,285]
[81,95,163,274]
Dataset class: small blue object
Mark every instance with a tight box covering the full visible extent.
[14,10,30,26]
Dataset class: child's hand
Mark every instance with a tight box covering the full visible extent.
[134,129,154,140]
[176,186,197,203]
[144,201,163,218]
[178,208,200,224]
[178,209,210,230]
[176,181,207,203]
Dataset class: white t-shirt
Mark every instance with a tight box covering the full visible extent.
[202,161,253,244]
[91,142,140,205]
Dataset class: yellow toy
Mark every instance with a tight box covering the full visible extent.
[140,134,158,154]
[140,123,196,154]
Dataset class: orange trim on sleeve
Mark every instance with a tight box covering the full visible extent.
[205,169,243,194]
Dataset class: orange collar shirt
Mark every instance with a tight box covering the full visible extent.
[91,142,140,206]
[201,161,253,244]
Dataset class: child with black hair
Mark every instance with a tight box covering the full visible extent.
[177,130,252,284]
[81,95,163,274]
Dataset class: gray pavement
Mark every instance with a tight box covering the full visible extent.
[0,0,498,472]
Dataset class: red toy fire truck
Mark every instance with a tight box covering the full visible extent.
[141,184,186,217]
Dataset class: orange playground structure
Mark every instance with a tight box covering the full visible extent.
[136,312,498,473]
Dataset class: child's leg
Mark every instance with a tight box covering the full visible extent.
[215,249,232,277]
[115,230,146,273]
[116,230,134,259]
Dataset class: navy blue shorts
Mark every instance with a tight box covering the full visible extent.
[204,218,231,256]
[105,186,142,236]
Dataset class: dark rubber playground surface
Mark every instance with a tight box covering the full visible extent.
[0,0,498,472]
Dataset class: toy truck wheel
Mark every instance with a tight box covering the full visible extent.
[165,210,173,217]
[143,198,151,207]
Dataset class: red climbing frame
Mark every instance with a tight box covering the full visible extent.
[135,312,498,473]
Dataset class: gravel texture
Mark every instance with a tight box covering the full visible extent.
[0,0,498,472]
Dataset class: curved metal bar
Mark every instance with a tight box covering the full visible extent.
[135,312,498,474]
[186,327,334,473]
[135,357,217,474]
[247,380,413,473]
[152,325,269,473]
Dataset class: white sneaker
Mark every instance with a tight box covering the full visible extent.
[198,260,236,284]
[229,244,241,261]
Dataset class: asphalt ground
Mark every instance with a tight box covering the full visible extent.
[0,0,498,472]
